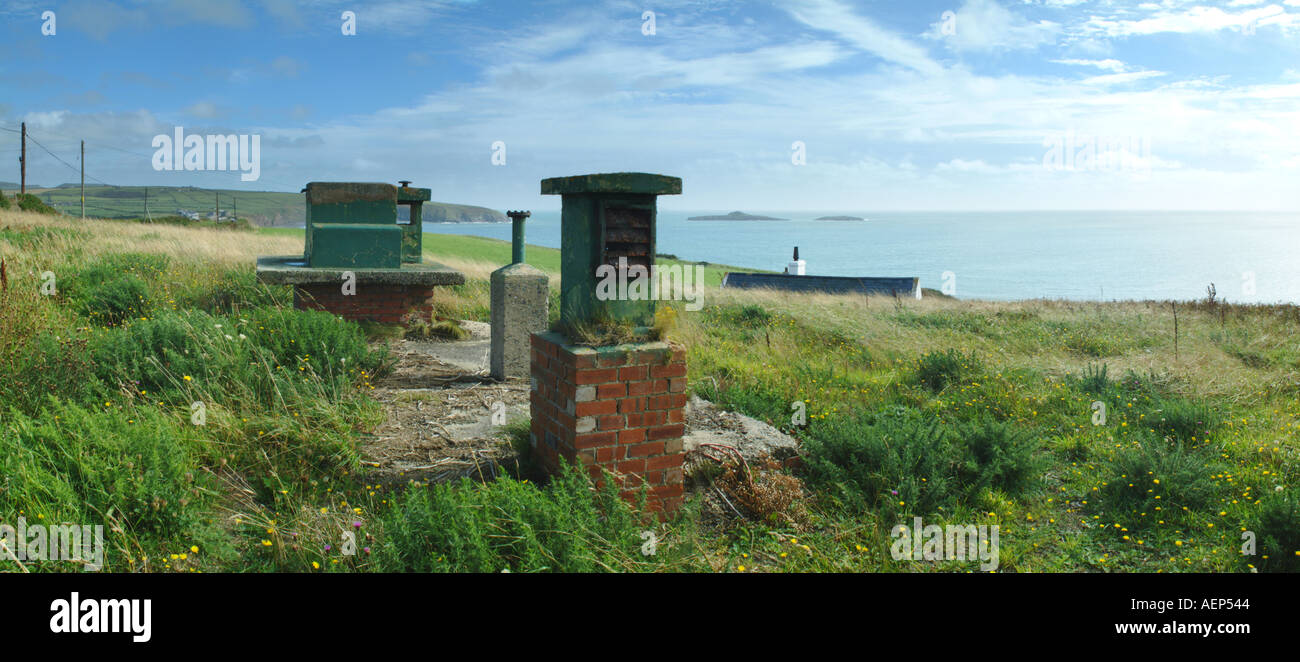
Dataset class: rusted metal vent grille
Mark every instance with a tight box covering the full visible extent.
[601,205,652,271]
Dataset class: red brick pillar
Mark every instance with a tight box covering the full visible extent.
[293,283,435,324]
[529,331,686,514]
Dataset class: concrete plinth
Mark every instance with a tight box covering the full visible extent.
[490,263,549,379]
[255,255,464,324]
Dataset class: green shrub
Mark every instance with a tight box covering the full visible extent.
[1099,438,1220,522]
[0,402,205,538]
[66,253,170,326]
[802,411,961,516]
[243,307,390,381]
[90,309,226,395]
[1149,397,1220,443]
[16,193,58,215]
[1247,494,1300,572]
[714,304,775,329]
[692,379,790,429]
[803,411,1042,517]
[91,308,390,405]
[0,193,10,210]
[173,267,290,315]
[376,465,651,572]
[0,331,104,415]
[1075,363,1112,396]
[913,348,978,392]
[955,420,1041,496]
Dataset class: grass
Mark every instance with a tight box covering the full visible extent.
[1,206,1297,573]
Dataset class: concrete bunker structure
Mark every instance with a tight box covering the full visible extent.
[255,181,464,323]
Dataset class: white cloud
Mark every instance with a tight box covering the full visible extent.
[925,0,1060,52]
[1084,4,1298,37]
[785,0,943,75]
[1052,59,1128,73]
[1079,71,1167,86]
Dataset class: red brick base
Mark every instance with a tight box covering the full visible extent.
[530,332,686,514]
[293,283,435,324]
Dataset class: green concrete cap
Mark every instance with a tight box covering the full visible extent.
[540,172,682,196]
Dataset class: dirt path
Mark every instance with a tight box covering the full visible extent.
[360,322,529,486]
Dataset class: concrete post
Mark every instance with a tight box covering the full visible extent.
[491,211,548,379]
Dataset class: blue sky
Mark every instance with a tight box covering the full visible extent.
[1,0,1298,210]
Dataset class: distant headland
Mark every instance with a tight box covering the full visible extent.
[815,215,866,221]
[687,211,788,221]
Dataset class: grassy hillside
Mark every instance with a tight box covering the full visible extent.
[2,186,506,227]
[2,207,1297,573]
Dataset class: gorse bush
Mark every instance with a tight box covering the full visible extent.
[376,466,654,572]
[242,306,391,382]
[173,267,290,315]
[16,193,58,215]
[1149,397,1220,443]
[1099,437,1220,523]
[0,331,103,416]
[1247,494,1300,572]
[802,411,1042,517]
[0,402,205,541]
[66,253,170,326]
[913,348,979,392]
[802,412,960,516]
[956,420,1041,496]
[90,308,390,407]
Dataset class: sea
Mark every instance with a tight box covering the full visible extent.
[424,210,1300,304]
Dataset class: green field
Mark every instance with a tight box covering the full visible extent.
[6,185,507,227]
[1,208,1297,573]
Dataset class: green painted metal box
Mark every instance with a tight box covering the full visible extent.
[301,181,431,268]
[540,172,682,328]
[307,224,402,269]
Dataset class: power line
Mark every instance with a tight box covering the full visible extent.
[25,130,112,186]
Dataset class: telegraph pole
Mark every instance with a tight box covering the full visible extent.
[215,191,219,220]
[19,122,25,195]
[80,140,85,219]
[232,197,236,222]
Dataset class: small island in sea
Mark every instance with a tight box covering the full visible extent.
[815,215,866,221]
[687,211,788,221]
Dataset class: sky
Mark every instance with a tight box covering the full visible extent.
[1,0,1298,211]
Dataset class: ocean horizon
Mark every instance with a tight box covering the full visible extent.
[423,210,1300,305]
